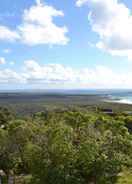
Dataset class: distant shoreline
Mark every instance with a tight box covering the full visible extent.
[0,91,132,105]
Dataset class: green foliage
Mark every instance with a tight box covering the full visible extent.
[0,108,132,184]
[0,107,14,128]
[117,168,132,184]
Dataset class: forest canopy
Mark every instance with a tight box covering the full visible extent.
[0,107,132,184]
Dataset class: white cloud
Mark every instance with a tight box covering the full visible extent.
[0,57,6,65]
[0,69,26,84]
[0,57,15,66]
[0,60,132,88]
[18,1,69,45]
[0,26,20,42]
[9,61,15,66]
[76,0,132,59]
[76,0,89,7]
[0,1,69,46]
[36,0,41,5]
[0,0,69,46]
[3,48,12,54]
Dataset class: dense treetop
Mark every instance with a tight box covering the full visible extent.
[0,107,132,184]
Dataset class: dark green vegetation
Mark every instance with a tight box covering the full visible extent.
[0,100,132,184]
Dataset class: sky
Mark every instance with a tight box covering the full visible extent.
[0,0,132,89]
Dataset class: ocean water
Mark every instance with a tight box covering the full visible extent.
[98,90,132,104]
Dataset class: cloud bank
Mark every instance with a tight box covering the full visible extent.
[0,60,131,89]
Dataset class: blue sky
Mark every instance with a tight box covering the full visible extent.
[0,0,132,89]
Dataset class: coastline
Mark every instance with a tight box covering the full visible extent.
[104,94,132,105]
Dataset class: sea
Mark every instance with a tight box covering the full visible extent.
[100,90,132,104]
[75,89,132,104]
